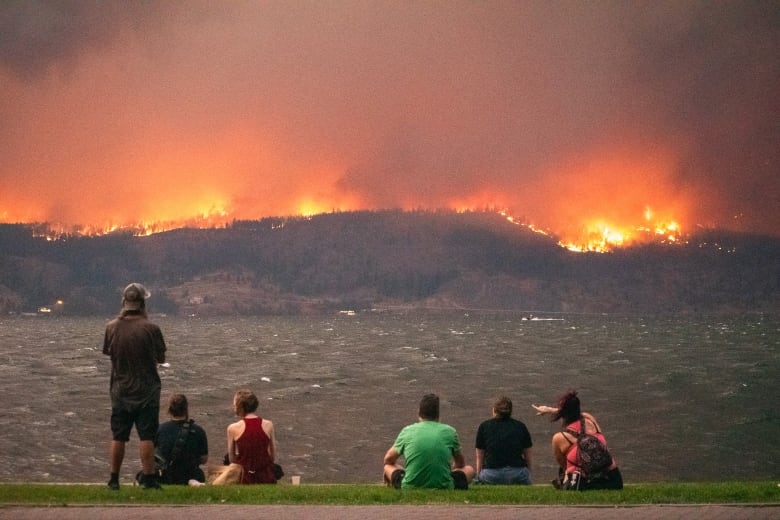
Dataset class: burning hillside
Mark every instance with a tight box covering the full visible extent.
[26,204,686,254]
[1,209,777,317]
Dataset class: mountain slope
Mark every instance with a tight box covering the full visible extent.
[1,211,777,316]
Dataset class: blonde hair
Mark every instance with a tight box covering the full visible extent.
[233,389,259,416]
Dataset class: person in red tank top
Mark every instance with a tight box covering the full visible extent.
[223,389,278,484]
[532,389,622,491]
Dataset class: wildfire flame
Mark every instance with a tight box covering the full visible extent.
[22,202,684,252]
[7,143,688,252]
[557,206,683,252]
[29,204,234,240]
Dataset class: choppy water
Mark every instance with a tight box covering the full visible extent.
[0,312,777,484]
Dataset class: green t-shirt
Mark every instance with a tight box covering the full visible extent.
[393,420,461,489]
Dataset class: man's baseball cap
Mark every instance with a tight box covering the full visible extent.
[122,283,151,310]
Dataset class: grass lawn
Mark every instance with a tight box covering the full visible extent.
[0,482,778,506]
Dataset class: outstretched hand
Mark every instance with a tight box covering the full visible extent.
[532,404,557,415]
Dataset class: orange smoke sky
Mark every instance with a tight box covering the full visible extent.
[1,2,777,244]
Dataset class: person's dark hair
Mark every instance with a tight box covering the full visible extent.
[419,393,440,421]
[234,389,259,416]
[119,299,147,318]
[493,396,513,418]
[168,393,189,418]
[552,389,581,424]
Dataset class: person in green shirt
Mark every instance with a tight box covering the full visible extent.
[383,393,475,489]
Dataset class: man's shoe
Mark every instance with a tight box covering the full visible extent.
[107,478,119,491]
[451,470,468,490]
[140,473,162,490]
[390,469,405,489]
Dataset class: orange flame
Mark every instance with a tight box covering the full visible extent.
[20,197,686,252]
[557,210,684,253]
[5,140,690,251]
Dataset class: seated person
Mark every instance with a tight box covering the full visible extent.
[475,396,533,484]
[210,388,278,485]
[533,389,623,490]
[154,393,209,485]
[383,393,476,490]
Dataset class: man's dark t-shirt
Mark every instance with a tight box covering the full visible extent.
[103,312,166,410]
[475,416,533,468]
[156,419,209,484]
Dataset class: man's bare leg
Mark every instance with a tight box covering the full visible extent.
[140,440,155,474]
[383,463,405,488]
[110,440,125,473]
[108,440,125,489]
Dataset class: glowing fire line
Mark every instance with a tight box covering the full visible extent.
[556,207,683,252]
[24,205,684,252]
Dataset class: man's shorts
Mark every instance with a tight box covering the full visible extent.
[110,401,160,441]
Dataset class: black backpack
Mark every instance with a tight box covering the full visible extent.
[574,418,613,476]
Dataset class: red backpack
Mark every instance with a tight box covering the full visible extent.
[573,418,613,476]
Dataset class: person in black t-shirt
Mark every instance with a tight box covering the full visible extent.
[474,396,533,484]
[155,393,209,485]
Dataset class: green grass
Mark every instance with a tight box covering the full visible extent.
[0,482,778,506]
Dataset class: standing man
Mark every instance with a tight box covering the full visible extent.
[383,393,475,490]
[474,396,533,484]
[103,283,167,490]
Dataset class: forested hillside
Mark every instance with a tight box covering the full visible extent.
[1,210,777,316]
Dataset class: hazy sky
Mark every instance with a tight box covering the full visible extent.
[1,1,778,239]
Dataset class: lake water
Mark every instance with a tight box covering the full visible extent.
[0,312,777,484]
